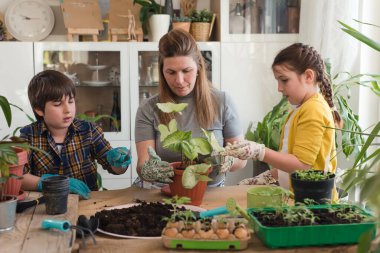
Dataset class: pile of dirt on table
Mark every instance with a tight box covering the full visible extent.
[95,200,187,237]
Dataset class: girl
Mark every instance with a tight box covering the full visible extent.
[223,43,342,198]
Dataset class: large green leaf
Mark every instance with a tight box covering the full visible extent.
[162,130,191,153]
[190,137,212,155]
[201,129,223,152]
[158,119,177,141]
[181,141,197,161]
[339,20,380,53]
[0,95,12,127]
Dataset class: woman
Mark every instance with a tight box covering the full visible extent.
[134,29,246,188]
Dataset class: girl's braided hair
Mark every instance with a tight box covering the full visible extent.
[272,43,342,128]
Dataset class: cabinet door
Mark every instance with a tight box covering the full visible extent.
[34,42,130,141]
[0,42,34,136]
[129,42,221,141]
[220,0,300,42]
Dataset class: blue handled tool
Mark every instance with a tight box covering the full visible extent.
[199,206,229,218]
[41,217,97,247]
[42,219,71,232]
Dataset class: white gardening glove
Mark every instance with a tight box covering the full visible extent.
[140,147,174,184]
[238,170,278,185]
[221,140,266,161]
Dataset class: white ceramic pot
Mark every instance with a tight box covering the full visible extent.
[149,14,170,42]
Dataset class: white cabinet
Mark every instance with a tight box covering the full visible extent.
[219,0,300,42]
[34,42,131,141]
[0,42,34,134]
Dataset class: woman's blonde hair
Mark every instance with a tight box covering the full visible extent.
[158,29,217,128]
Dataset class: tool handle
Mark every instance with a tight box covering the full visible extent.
[199,206,228,218]
[42,219,71,232]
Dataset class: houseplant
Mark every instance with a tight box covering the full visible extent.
[189,8,215,41]
[133,0,170,41]
[156,102,223,205]
[0,94,30,231]
[290,169,335,204]
[172,15,192,33]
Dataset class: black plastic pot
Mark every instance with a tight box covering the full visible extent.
[290,171,335,204]
[41,176,69,215]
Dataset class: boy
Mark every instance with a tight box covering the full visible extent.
[20,70,131,199]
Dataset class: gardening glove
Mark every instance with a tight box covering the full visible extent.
[238,170,278,186]
[140,147,174,184]
[106,147,131,169]
[221,140,266,161]
[37,174,91,199]
[205,154,234,175]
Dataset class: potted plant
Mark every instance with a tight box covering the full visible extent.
[0,95,30,232]
[248,203,377,248]
[156,102,223,205]
[189,8,215,41]
[133,0,170,41]
[290,169,335,204]
[172,15,192,33]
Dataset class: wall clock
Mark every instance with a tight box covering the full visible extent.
[5,0,55,41]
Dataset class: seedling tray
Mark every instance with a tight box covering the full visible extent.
[162,235,250,250]
[248,204,377,248]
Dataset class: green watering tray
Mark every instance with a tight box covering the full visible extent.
[247,204,377,248]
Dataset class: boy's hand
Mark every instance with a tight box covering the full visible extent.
[107,147,132,169]
[37,174,91,199]
[221,140,266,161]
[140,147,174,183]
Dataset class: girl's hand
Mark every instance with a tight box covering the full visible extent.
[221,140,266,161]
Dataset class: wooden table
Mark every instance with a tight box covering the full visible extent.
[75,185,362,253]
[0,192,79,253]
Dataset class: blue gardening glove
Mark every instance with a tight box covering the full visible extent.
[141,147,174,183]
[37,174,91,199]
[106,147,132,169]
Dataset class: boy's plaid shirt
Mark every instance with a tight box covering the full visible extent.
[20,118,115,190]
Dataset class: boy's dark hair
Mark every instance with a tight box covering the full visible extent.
[28,70,76,121]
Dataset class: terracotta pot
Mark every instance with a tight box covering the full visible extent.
[3,147,27,200]
[169,162,211,206]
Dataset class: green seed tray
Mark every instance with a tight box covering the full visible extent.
[247,204,377,248]
[162,235,250,250]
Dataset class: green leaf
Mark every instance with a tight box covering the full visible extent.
[157,102,188,114]
[0,95,12,127]
[339,20,380,53]
[158,119,177,141]
[181,141,197,161]
[202,129,223,152]
[162,131,191,153]
[182,164,211,189]
[190,137,212,155]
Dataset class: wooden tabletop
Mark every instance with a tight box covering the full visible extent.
[1,192,78,253]
[75,185,361,253]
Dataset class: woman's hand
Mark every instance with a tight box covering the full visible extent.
[140,147,174,183]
